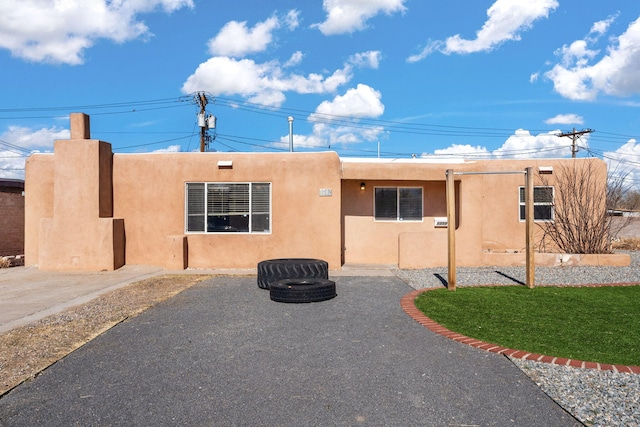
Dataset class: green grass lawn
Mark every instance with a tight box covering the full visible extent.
[414,285,640,366]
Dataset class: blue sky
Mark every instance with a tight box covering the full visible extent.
[2,0,640,186]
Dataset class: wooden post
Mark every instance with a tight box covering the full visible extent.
[525,167,535,288]
[446,169,456,291]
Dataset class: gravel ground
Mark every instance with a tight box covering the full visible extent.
[394,251,640,427]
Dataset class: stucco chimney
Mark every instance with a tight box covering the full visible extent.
[70,113,91,139]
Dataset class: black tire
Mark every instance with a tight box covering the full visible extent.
[269,279,337,303]
[257,258,328,289]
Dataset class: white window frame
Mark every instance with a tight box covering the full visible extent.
[519,185,554,222]
[185,182,272,234]
[374,186,423,222]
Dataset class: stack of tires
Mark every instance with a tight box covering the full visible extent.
[257,258,336,303]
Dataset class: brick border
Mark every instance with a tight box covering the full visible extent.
[400,286,640,374]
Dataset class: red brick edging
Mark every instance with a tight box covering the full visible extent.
[400,287,640,374]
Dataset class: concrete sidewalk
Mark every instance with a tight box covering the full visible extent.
[0,265,166,334]
[0,275,578,426]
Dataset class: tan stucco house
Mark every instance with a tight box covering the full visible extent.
[24,113,621,271]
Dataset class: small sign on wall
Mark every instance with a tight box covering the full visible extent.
[319,188,332,197]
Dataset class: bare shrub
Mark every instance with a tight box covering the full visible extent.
[537,160,638,254]
[0,258,11,268]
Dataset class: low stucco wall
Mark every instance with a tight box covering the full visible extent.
[482,251,631,267]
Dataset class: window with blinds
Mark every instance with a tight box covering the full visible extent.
[374,187,423,221]
[186,182,271,233]
[519,186,554,221]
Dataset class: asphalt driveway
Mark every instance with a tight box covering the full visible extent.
[0,275,579,426]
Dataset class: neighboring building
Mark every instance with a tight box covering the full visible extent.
[0,178,25,256]
[24,113,621,271]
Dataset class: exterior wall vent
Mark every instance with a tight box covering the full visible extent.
[434,217,448,228]
[538,166,553,174]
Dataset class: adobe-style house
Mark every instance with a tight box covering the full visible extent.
[24,113,627,271]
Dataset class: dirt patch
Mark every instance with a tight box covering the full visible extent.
[0,274,211,396]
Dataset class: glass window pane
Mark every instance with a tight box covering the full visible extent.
[534,205,553,220]
[187,183,205,215]
[375,188,397,220]
[186,183,205,232]
[252,183,270,214]
[252,214,270,232]
[188,215,205,232]
[534,187,553,203]
[399,188,422,220]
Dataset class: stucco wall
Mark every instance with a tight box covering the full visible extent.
[112,151,343,269]
[341,157,610,268]
[24,155,54,264]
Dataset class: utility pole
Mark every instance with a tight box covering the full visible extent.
[197,93,208,152]
[194,92,216,152]
[558,128,594,158]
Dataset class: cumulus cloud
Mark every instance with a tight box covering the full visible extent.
[545,14,640,100]
[313,0,406,35]
[182,50,381,107]
[278,84,386,149]
[422,129,580,160]
[545,114,584,125]
[0,125,69,179]
[311,84,384,119]
[207,11,299,57]
[408,0,558,62]
[0,0,193,65]
[604,139,640,188]
[493,129,574,158]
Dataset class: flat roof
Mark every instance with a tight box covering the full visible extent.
[0,179,24,189]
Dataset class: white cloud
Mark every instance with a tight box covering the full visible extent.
[152,145,181,153]
[529,72,539,83]
[408,0,558,61]
[589,14,619,39]
[311,84,384,119]
[431,144,490,158]
[284,51,304,68]
[545,15,640,100]
[421,129,580,160]
[285,9,301,30]
[0,0,193,65]
[0,125,69,179]
[494,129,574,158]
[604,139,640,189]
[278,84,386,149]
[208,15,282,57]
[2,125,69,150]
[545,114,584,125]
[182,50,380,107]
[313,0,406,35]
[349,51,382,69]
